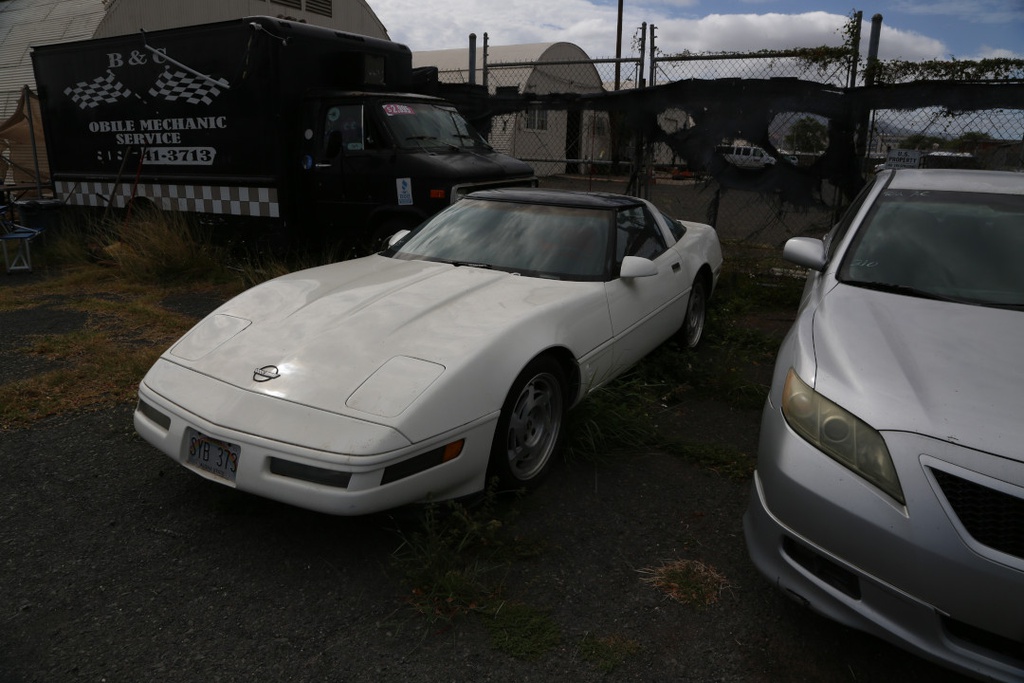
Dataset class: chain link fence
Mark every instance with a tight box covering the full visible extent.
[648,52,857,244]
[432,40,1024,248]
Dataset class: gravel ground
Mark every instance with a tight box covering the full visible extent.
[0,398,969,683]
[0,202,973,682]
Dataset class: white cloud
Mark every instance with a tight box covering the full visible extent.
[371,0,626,52]
[973,46,1024,59]
[373,2,860,58]
[651,12,849,54]
[371,1,1001,64]
[872,25,949,61]
[891,0,1024,25]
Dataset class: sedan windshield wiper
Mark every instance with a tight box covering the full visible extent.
[844,279,971,304]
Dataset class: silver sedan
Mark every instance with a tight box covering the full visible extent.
[744,169,1024,682]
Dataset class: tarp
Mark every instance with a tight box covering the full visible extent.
[0,87,50,194]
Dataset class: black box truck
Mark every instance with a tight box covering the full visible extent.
[30,16,535,247]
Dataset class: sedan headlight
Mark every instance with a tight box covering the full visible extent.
[782,368,905,504]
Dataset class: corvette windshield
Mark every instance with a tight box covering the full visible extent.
[389,198,611,281]
[380,102,489,151]
[839,190,1024,308]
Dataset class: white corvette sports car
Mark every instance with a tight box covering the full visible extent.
[134,188,723,515]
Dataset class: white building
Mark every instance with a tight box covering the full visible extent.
[415,42,608,177]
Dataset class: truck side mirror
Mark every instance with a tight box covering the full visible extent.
[325,130,343,159]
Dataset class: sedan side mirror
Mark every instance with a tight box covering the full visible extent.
[783,237,826,272]
[619,255,658,279]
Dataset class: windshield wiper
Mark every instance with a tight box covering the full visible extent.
[452,133,490,150]
[450,260,493,270]
[844,279,974,304]
[406,135,460,151]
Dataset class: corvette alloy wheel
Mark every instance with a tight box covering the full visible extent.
[490,357,566,487]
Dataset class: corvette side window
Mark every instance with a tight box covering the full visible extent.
[615,206,666,264]
[661,210,686,241]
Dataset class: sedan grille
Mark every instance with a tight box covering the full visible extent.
[932,469,1024,560]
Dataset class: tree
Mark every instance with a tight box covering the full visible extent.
[784,117,828,153]
[902,134,945,150]
[953,131,992,150]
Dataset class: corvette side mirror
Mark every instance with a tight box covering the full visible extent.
[619,255,658,279]
[387,230,411,247]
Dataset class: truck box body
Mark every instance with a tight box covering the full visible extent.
[31,16,534,244]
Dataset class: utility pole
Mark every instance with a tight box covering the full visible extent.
[614,0,624,90]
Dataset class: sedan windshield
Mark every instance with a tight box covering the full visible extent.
[380,102,490,151]
[839,190,1024,308]
[387,198,611,281]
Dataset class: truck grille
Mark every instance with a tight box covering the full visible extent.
[932,469,1024,560]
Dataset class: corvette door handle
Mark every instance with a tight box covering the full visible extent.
[671,262,681,272]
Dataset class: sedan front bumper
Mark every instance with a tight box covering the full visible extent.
[744,396,1024,682]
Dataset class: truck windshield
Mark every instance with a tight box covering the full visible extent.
[380,102,489,151]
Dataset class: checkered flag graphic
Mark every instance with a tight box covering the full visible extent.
[148,68,224,105]
[63,71,133,109]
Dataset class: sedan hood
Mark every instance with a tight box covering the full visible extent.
[812,285,1024,460]
[162,256,606,428]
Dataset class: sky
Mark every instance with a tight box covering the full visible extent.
[369,0,1024,62]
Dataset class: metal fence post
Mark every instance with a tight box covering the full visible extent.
[482,33,489,91]
[22,85,45,198]
[858,14,884,168]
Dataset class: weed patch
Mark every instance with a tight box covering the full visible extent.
[565,372,665,463]
[0,208,273,429]
[390,488,539,623]
[0,327,162,427]
[640,558,731,608]
[93,206,231,284]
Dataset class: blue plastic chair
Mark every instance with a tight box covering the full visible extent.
[0,205,44,273]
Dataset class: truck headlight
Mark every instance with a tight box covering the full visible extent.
[782,368,905,504]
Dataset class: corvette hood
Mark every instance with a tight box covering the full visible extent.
[160,255,606,426]
[811,284,1024,460]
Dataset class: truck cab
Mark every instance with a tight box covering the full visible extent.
[300,93,534,249]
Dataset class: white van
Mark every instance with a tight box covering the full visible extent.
[717,144,776,169]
